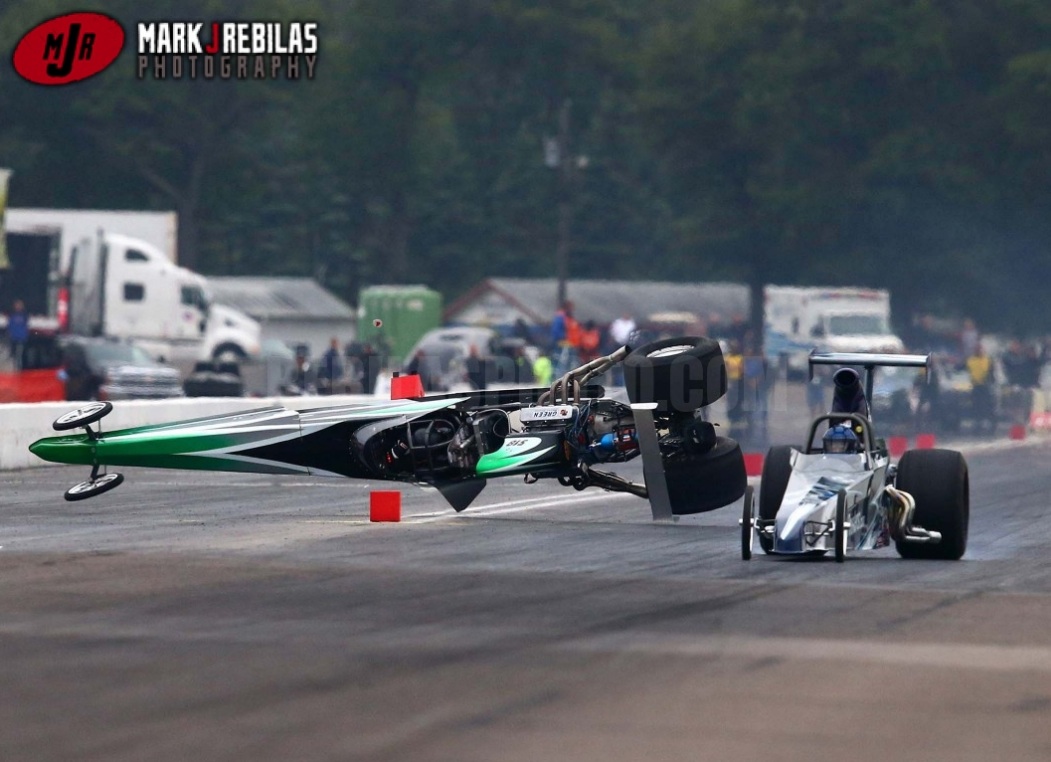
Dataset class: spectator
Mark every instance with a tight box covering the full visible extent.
[513,346,535,384]
[533,353,553,387]
[1000,339,1028,387]
[579,319,601,363]
[550,300,581,377]
[512,317,533,344]
[908,313,939,353]
[607,312,635,385]
[960,318,979,361]
[807,367,826,419]
[728,313,749,347]
[724,340,745,434]
[287,350,316,394]
[742,343,769,443]
[966,343,996,434]
[361,342,382,394]
[317,337,344,394]
[915,361,942,433]
[406,348,442,392]
[1021,343,1043,389]
[609,311,636,348]
[5,298,29,371]
[465,344,487,390]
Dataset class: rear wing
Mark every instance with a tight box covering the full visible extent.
[809,351,932,416]
[809,352,931,371]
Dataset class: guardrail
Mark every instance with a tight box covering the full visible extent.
[0,394,378,471]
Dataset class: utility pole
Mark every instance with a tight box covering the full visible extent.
[555,98,572,307]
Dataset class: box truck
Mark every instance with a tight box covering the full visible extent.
[764,285,905,376]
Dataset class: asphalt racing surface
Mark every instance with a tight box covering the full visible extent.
[3,437,1051,761]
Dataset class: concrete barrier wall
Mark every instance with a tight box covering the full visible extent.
[0,395,377,471]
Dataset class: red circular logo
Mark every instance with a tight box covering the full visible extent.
[12,12,125,86]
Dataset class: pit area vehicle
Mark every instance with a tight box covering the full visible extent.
[740,352,969,562]
[31,337,749,517]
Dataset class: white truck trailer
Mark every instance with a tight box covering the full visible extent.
[7,207,178,270]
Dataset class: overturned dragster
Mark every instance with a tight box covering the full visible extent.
[31,337,749,519]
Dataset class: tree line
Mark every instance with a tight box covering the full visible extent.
[2,0,1051,335]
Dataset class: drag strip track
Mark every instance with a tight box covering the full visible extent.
[3,440,1051,761]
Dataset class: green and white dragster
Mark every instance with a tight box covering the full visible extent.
[740,352,969,562]
[31,338,748,519]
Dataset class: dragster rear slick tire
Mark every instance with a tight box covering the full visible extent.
[624,336,726,413]
[663,436,746,515]
[894,449,969,560]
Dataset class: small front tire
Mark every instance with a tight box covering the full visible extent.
[53,401,113,431]
[64,472,124,501]
[834,490,848,563]
[740,485,755,560]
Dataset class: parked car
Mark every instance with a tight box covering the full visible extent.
[183,360,245,397]
[61,336,184,401]
[869,364,920,431]
[924,356,1002,434]
[402,326,538,391]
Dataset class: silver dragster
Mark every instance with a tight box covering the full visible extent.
[740,352,969,562]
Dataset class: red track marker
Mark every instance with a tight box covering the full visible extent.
[743,452,765,477]
[390,373,424,399]
[370,491,402,522]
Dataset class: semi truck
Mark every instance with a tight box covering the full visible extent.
[763,285,905,377]
[67,230,261,366]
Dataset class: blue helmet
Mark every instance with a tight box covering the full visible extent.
[823,424,859,454]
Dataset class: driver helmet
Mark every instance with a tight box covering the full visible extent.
[823,424,859,454]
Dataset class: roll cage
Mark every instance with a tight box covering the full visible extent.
[805,351,933,469]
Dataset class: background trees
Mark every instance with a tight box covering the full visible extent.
[3,0,1051,333]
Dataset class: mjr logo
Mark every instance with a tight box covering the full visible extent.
[12,12,125,85]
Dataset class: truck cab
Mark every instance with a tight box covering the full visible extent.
[68,232,260,366]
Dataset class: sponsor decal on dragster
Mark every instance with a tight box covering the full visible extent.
[800,475,854,506]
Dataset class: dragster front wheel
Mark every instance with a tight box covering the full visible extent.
[740,485,755,560]
[834,490,848,563]
[53,401,113,431]
[64,472,124,501]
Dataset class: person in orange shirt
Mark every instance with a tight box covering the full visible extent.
[550,300,581,376]
[579,320,601,363]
